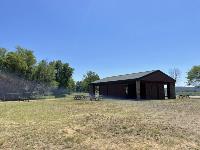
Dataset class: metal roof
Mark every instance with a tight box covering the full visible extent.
[92,70,158,84]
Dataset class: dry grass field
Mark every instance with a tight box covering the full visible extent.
[0,98,200,150]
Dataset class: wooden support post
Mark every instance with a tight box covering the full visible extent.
[167,83,176,99]
[170,83,176,99]
[89,84,95,96]
[136,80,141,100]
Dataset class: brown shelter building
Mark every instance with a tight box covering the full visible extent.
[89,70,176,100]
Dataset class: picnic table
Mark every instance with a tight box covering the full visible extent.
[177,95,190,99]
[74,95,88,100]
[73,95,103,101]
[89,95,103,101]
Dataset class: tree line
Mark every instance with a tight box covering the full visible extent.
[1,46,199,94]
[0,46,100,93]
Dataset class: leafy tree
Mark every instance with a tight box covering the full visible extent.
[0,48,7,57]
[4,52,28,76]
[2,46,36,79]
[33,60,56,86]
[15,46,36,68]
[53,60,74,88]
[54,60,63,83]
[82,71,100,92]
[68,78,76,93]
[0,46,74,90]
[61,63,74,88]
[15,46,36,79]
[187,65,200,87]
[0,48,7,71]
[75,81,83,92]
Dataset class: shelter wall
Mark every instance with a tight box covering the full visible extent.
[141,71,175,83]
[145,82,165,99]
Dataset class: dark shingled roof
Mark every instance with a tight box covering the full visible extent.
[92,70,158,84]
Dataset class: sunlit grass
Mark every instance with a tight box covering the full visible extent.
[0,98,200,149]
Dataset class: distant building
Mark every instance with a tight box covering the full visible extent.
[89,70,176,100]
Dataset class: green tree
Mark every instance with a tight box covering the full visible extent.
[33,60,56,86]
[0,46,74,89]
[0,48,7,57]
[15,46,36,79]
[61,63,74,88]
[75,81,83,92]
[3,46,36,79]
[4,52,28,76]
[187,65,200,87]
[54,60,63,84]
[53,60,74,88]
[15,46,36,68]
[68,78,76,93]
[82,71,100,92]
[0,48,7,71]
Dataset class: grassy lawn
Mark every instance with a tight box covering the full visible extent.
[0,98,200,150]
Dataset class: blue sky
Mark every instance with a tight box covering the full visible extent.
[1,0,200,86]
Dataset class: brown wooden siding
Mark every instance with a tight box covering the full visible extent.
[145,82,165,99]
[141,71,175,83]
[107,84,126,98]
[99,85,108,96]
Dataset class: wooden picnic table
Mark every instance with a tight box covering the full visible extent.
[74,95,88,100]
[74,95,103,101]
[89,95,103,101]
[177,95,190,99]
